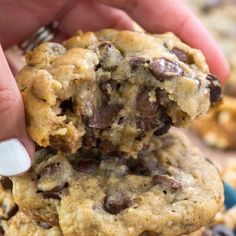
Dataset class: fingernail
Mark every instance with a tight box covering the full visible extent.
[0,139,31,176]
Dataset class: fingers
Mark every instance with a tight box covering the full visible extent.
[0,46,34,176]
[98,0,229,83]
[58,0,134,36]
[0,0,74,49]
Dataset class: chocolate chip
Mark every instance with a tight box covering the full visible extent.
[149,58,184,78]
[136,116,158,133]
[154,110,172,136]
[127,156,158,176]
[82,129,97,149]
[0,225,4,235]
[38,182,68,200]
[98,41,121,70]
[136,88,158,118]
[171,48,193,64]
[99,140,120,156]
[60,98,73,114]
[37,221,53,229]
[38,163,61,179]
[89,104,123,129]
[211,225,234,236]
[0,177,13,191]
[1,204,19,220]
[72,158,98,174]
[6,204,18,219]
[103,193,132,214]
[152,175,182,192]
[129,56,150,70]
[206,74,222,104]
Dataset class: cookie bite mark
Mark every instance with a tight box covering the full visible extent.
[17,30,222,156]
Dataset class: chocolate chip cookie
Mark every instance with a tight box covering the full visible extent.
[0,177,62,236]
[16,29,221,156]
[11,130,223,236]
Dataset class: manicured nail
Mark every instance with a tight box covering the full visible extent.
[0,139,31,176]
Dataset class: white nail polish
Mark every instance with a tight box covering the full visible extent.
[0,139,31,176]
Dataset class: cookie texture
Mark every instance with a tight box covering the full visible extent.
[0,177,62,236]
[11,130,223,236]
[16,29,221,156]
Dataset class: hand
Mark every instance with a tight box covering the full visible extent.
[0,0,229,176]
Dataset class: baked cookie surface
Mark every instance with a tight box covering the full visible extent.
[0,177,62,236]
[11,130,223,236]
[16,29,221,156]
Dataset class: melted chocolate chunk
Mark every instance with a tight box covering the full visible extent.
[0,177,13,191]
[100,140,120,155]
[1,204,19,220]
[72,158,98,174]
[136,88,158,117]
[89,104,123,129]
[127,156,158,176]
[82,129,97,149]
[171,48,193,64]
[135,87,172,136]
[37,221,53,229]
[60,98,73,114]
[149,58,183,78]
[154,110,172,136]
[211,225,234,236]
[129,56,150,70]
[7,204,18,219]
[98,41,121,70]
[103,193,132,214]
[152,175,182,192]
[0,225,4,235]
[206,74,222,104]
[38,163,61,179]
[136,89,172,135]
[38,182,68,200]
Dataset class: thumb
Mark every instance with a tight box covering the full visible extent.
[0,45,34,176]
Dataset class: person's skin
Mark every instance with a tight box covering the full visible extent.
[0,0,229,175]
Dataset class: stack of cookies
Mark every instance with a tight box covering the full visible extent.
[1,30,224,235]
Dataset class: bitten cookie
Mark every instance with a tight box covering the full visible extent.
[16,29,221,156]
[0,177,62,236]
[11,130,223,236]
